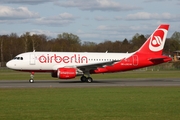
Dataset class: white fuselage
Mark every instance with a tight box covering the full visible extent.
[6,52,134,71]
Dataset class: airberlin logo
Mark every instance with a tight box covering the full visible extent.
[38,54,88,64]
[149,28,168,52]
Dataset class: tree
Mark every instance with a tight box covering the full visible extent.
[96,40,113,52]
[130,33,146,52]
[7,33,20,59]
[81,41,97,52]
[21,32,31,52]
[121,38,130,52]
[173,61,180,69]
[171,31,180,43]
[0,35,4,67]
[31,34,48,51]
[0,35,9,66]
[57,33,81,51]
[164,38,180,55]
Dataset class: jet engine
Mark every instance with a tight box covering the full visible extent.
[57,68,77,79]
[51,68,83,79]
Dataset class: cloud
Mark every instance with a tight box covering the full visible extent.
[114,16,122,20]
[35,12,78,26]
[97,25,117,31]
[96,24,158,35]
[95,16,110,21]
[126,12,180,21]
[0,6,77,27]
[144,0,172,2]
[0,6,39,22]
[56,0,141,12]
[94,24,161,41]
[177,2,180,5]
[0,0,57,5]
[28,29,57,38]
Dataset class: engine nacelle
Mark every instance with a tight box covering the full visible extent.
[57,68,76,79]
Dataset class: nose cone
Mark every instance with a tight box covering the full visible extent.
[6,60,15,69]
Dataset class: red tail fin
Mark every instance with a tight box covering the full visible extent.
[137,24,169,55]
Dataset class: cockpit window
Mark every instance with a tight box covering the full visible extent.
[13,57,23,60]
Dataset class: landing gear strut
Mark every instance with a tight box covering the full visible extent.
[29,72,34,83]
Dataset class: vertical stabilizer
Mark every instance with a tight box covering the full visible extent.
[137,24,169,55]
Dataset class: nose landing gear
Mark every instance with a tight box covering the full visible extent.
[29,72,34,83]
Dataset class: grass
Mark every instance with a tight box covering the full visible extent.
[0,87,180,120]
[0,68,180,120]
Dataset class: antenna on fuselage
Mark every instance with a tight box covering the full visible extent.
[33,50,36,52]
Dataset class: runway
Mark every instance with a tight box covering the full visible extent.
[0,78,180,88]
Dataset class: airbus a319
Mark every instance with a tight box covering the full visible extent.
[6,24,172,83]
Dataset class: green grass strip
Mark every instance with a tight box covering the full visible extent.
[0,87,180,120]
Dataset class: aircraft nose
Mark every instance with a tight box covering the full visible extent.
[6,60,15,69]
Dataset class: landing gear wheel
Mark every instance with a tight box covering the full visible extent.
[29,79,34,83]
[80,76,87,82]
[86,77,93,83]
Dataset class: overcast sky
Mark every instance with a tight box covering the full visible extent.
[0,0,179,43]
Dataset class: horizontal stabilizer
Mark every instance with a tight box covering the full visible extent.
[149,56,172,63]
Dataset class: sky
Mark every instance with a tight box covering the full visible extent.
[0,0,180,43]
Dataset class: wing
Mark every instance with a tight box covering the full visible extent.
[52,60,121,72]
[76,60,120,71]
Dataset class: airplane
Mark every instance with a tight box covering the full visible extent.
[6,24,172,83]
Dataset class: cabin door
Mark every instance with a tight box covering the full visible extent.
[30,54,36,65]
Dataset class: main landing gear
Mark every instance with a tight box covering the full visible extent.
[29,72,34,83]
[28,72,93,83]
[80,75,93,83]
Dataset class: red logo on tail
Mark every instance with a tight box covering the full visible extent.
[151,36,163,47]
[149,29,167,52]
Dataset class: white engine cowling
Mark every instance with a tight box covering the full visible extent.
[57,68,76,79]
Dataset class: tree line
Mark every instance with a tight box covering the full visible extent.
[0,31,180,67]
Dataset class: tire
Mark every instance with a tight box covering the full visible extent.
[80,76,87,82]
[86,77,93,83]
[29,79,34,83]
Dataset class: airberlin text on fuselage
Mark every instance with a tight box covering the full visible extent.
[39,54,88,64]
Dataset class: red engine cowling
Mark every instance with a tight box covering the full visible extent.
[57,68,76,79]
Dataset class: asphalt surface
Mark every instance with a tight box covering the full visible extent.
[0,78,180,88]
